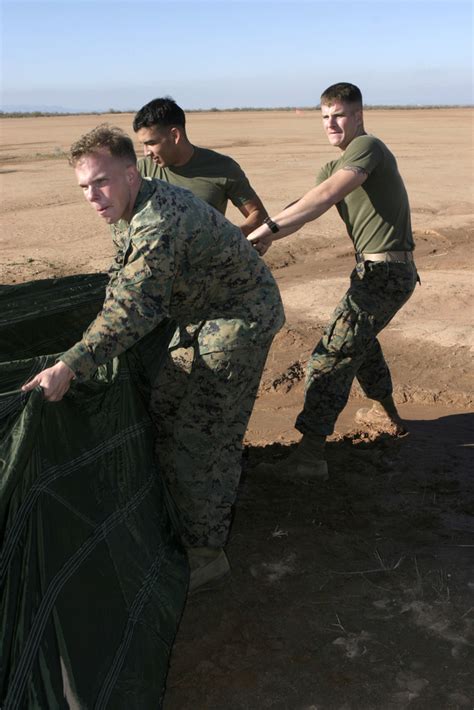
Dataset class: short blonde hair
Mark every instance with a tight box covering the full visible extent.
[69,124,136,166]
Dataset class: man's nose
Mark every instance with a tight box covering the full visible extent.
[85,185,100,202]
[144,144,151,156]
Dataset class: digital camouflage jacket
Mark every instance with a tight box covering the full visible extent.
[61,179,284,381]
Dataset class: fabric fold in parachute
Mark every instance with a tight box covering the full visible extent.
[0,273,188,709]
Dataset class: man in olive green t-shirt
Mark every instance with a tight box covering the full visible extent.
[133,97,268,234]
[248,82,418,480]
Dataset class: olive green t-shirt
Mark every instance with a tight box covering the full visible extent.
[317,135,414,254]
[138,146,258,215]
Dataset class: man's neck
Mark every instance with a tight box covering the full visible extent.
[341,128,366,153]
[172,141,195,168]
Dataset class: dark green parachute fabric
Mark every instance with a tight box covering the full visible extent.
[0,274,188,709]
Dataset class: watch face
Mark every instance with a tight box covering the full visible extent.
[265,218,279,233]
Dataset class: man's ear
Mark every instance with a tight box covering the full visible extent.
[126,164,138,183]
[170,126,182,144]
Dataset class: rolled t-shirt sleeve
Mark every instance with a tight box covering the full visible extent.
[61,225,176,380]
[316,135,384,185]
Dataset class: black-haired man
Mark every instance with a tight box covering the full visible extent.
[133,96,267,234]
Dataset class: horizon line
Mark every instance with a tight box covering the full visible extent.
[1,104,473,118]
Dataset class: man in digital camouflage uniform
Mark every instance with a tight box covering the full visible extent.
[23,125,285,591]
[248,82,418,480]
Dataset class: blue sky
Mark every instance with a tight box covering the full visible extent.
[2,0,472,111]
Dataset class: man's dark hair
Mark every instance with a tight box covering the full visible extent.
[133,97,186,132]
[69,124,137,166]
[320,83,363,108]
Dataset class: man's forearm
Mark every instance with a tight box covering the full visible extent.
[247,168,367,252]
[248,187,333,246]
[239,209,267,236]
[236,195,269,236]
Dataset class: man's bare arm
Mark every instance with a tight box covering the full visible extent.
[236,196,269,236]
[248,167,368,255]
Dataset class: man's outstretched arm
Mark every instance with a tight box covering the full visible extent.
[248,166,368,255]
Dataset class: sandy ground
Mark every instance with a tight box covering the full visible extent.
[1,109,473,709]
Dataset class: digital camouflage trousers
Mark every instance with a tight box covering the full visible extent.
[150,337,273,548]
[296,260,419,437]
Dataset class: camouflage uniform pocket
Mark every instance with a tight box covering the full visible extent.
[325,300,375,358]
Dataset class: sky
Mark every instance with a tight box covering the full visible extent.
[1,0,472,112]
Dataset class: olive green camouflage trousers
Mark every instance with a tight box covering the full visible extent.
[296,261,418,437]
[150,338,273,548]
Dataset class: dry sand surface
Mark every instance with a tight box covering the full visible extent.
[1,109,473,708]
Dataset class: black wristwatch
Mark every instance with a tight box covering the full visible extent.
[264,217,280,234]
